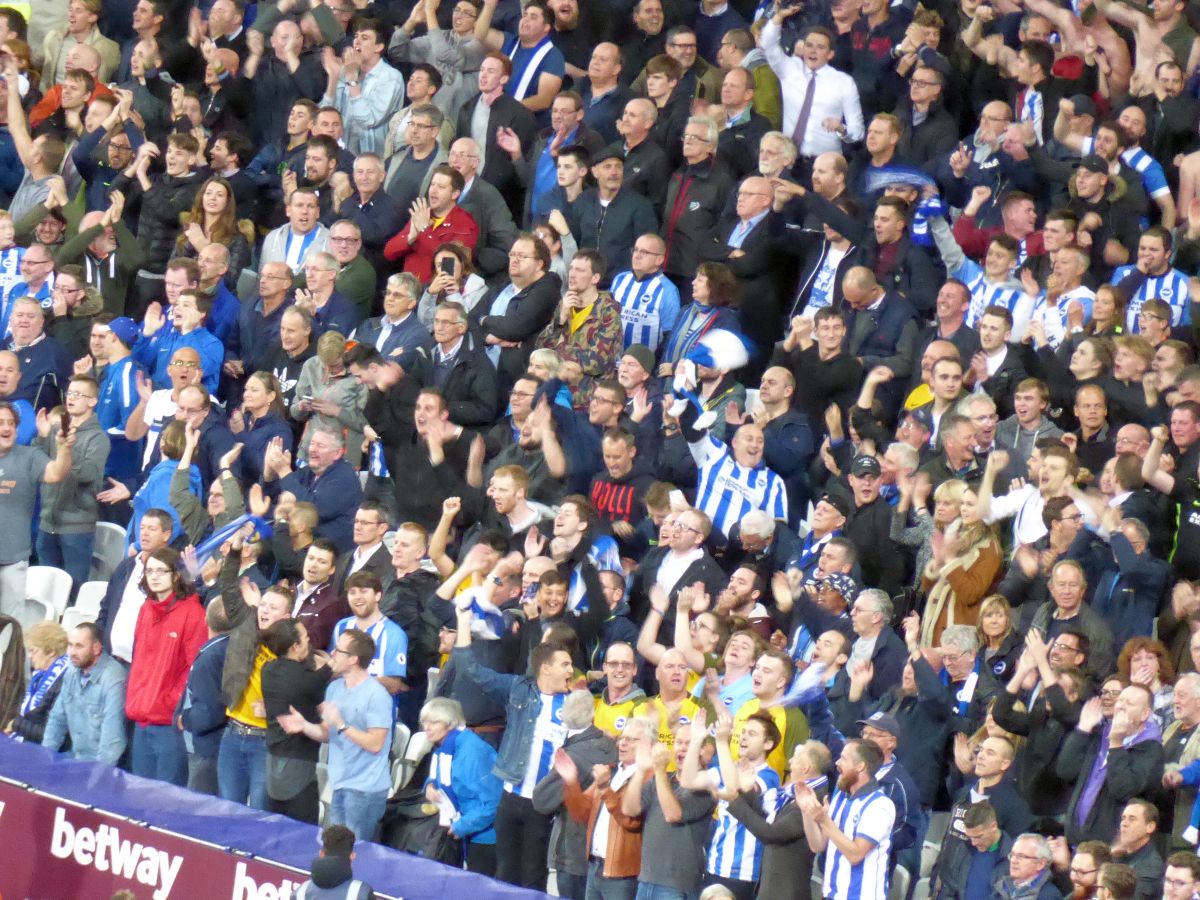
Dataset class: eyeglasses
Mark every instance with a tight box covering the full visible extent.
[144,565,173,575]
[910,79,941,88]
[332,647,354,656]
[170,359,200,369]
[330,236,360,243]
[1010,853,1042,862]
[1099,688,1123,697]
[64,390,95,400]
[1070,868,1098,877]
[605,660,636,668]
[668,41,696,50]
[1059,512,1083,523]
[940,649,968,664]
[408,120,436,130]
[676,522,702,535]
[682,134,712,143]
[433,318,462,327]
[508,252,538,261]
[632,247,664,257]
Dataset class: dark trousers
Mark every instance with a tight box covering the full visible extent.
[267,781,320,825]
[466,841,497,877]
[494,792,552,890]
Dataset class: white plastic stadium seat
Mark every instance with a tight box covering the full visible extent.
[90,522,128,581]
[23,566,73,629]
[61,581,106,631]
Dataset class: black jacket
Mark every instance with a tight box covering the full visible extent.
[991,685,1079,817]
[408,333,501,428]
[569,187,659,279]
[616,137,672,216]
[894,96,960,167]
[1056,724,1165,844]
[477,271,562,395]
[717,112,773,180]
[700,210,787,352]
[532,725,618,877]
[456,93,538,215]
[662,156,734,280]
[111,169,203,272]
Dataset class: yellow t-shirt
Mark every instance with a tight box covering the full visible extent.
[633,695,702,772]
[594,692,643,738]
[731,698,808,778]
[227,645,277,728]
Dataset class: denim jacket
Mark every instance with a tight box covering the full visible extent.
[41,653,128,765]
[451,646,552,785]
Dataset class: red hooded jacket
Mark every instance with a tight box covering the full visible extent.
[125,591,207,726]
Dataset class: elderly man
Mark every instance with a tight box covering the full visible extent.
[1162,674,1200,847]
[382,102,448,213]
[1059,683,1165,844]
[55,191,140,317]
[264,426,364,553]
[994,834,1062,900]
[335,153,402,265]
[244,17,325,146]
[408,301,499,428]
[1029,560,1116,684]
[296,252,360,337]
[612,97,671,214]
[353,273,431,372]
[445,137,518,278]
[571,148,658,281]
[3,295,73,411]
[701,173,780,356]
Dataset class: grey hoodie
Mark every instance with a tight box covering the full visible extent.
[39,415,110,533]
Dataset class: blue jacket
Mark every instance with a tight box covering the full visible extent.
[133,322,224,393]
[177,633,230,758]
[275,457,362,552]
[426,727,503,844]
[207,282,241,345]
[4,333,73,410]
[230,295,294,372]
[41,652,129,765]
[128,459,202,549]
[311,290,362,338]
[0,126,24,200]
[237,411,294,487]
[451,644,562,785]
[1091,533,1171,648]
[72,121,145,212]
[352,312,433,372]
[95,354,143,482]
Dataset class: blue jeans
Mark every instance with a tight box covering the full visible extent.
[586,859,638,900]
[217,727,268,810]
[36,530,94,595]
[329,788,387,842]
[131,724,187,786]
[634,884,698,900]
[558,872,587,900]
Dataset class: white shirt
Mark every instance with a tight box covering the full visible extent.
[141,390,179,468]
[761,20,865,156]
[110,556,147,663]
[349,542,384,576]
[656,547,703,594]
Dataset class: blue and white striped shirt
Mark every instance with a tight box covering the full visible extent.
[960,265,1025,329]
[689,434,789,537]
[707,763,781,881]
[1109,264,1191,331]
[823,784,895,900]
[611,269,681,353]
[331,616,409,680]
[505,692,568,798]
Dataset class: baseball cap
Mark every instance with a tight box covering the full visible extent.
[851,455,882,478]
[1077,154,1108,175]
[821,572,859,601]
[819,491,851,519]
[106,316,140,347]
[903,406,934,433]
[857,711,902,737]
[1068,94,1096,118]
[592,146,625,165]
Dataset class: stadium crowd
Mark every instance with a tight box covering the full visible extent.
[9,0,1200,898]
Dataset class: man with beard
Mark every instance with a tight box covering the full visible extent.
[471,463,552,551]
[331,571,408,700]
[54,190,140,317]
[589,427,653,552]
[796,739,895,900]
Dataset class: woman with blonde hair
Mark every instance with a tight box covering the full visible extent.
[919,487,1002,646]
[5,621,69,743]
[291,331,368,466]
[891,473,966,591]
[976,594,1022,681]
[172,176,252,282]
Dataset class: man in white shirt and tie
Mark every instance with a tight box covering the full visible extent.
[761,14,864,181]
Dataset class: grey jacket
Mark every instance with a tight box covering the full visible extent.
[995,415,1065,465]
[38,416,110,533]
[532,725,618,876]
[1029,600,1115,685]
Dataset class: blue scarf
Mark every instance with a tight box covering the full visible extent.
[21,654,69,718]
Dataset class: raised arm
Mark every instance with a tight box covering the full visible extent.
[473,0,506,51]
[1142,425,1176,494]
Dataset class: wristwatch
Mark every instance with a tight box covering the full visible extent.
[337,721,349,734]
[347,80,360,87]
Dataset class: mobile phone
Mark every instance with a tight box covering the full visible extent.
[439,257,455,275]
[60,409,71,435]
[302,394,314,402]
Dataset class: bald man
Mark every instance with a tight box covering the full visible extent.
[0,349,36,444]
[841,266,919,392]
[580,42,634,144]
[715,67,771,180]
[701,174,784,358]
[757,364,815,526]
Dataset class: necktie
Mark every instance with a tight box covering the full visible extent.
[791,69,817,153]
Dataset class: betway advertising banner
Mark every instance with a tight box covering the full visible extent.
[0,782,315,900]
[0,737,551,900]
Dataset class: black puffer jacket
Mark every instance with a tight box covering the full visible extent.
[112,169,203,273]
